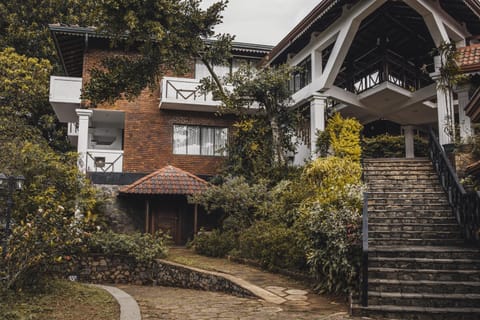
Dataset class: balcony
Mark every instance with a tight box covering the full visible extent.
[49,76,83,123]
[160,77,224,112]
[86,149,123,173]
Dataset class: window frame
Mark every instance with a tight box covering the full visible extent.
[173,124,228,157]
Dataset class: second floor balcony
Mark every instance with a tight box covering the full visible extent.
[49,76,82,123]
[160,77,224,112]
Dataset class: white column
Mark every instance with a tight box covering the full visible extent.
[456,85,473,141]
[403,125,415,159]
[431,56,455,146]
[310,95,326,159]
[76,109,93,173]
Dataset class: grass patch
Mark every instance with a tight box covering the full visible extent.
[0,279,119,320]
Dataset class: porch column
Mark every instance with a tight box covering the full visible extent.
[456,85,473,140]
[145,199,150,233]
[431,56,455,146]
[76,109,93,173]
[310,94,326,159]
[403,125,415,159]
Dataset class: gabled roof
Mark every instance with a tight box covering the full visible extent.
[120,165,209,195]
[265,0,480,66]
[458,43,480,73]
[49,24,272,77]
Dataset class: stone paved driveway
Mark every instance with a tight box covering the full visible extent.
[117,285,354,320]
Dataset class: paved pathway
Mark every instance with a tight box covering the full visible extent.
[115,247,370,319]
[117,285,353,320]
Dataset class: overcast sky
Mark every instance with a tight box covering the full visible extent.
[200,0,321,46]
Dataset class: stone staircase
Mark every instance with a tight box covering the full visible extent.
[351,158,480,320]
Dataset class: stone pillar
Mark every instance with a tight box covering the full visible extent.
[310,95,326,159]
[76,109,93,173]
[431,56,455,146]
[403,125,415,159]
[456,85,472,141]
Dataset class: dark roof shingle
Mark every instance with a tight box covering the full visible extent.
[120,165,209,195]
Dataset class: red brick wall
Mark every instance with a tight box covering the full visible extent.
[83,49,235,176]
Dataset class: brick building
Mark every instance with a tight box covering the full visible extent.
[49,25,271,243]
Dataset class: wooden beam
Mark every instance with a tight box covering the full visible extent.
[194,204,198,235]
[145,199,150,233]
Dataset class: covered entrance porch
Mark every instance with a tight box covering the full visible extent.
[120,165,215,245]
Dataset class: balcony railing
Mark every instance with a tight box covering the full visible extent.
[160,77,222,107]
[86,149,123,173]
[68,122,79,136]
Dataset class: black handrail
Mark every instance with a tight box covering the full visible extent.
[361,191,369,307]
[428,128,480,245]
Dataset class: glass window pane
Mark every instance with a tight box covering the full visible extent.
[214,128,228,156]
[187,126,201,155]
[201,127,215,156]
[173,125,187,154]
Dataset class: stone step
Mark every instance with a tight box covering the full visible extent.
[368,204,451,212]
[365,172,438,179]
[369,246,479,260]
[368,210,453,219]
[369,238,465,246]
[368,291,480,308]
[368,198,449,205]
[370,230,462,240]
[368,185,444,192]
[369,279,480,294]
[351,304,480,320]
[369,223,460,232]
[368,217,457,225]
[368,192,446,199]
[369,267,480,282]
[369,257,480,270]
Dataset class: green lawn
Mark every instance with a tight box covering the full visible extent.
[1,279,119,320]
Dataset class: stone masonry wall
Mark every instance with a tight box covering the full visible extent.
[95,184,144,233]
[82,49,236,176]
[71,255,253,298]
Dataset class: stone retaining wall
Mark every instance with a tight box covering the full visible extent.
[71,255,253,298]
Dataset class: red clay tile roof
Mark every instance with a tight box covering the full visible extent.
[120,165,209,195]
[458,44,480,72]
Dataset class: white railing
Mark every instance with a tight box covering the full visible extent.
[160,76,260,111]
[49,76,82,104]
[160,77,223,107]
[68,122,79,136]
[86,149,123,173]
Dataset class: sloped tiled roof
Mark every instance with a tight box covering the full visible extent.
[120,165,209,195]
[458,44,480,72]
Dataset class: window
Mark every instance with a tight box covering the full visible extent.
[173,125,228,156]
[290,55,312,93]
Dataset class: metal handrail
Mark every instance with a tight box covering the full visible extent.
[361,191,369,307]
[428,128,480,244]
[86,152,123,173]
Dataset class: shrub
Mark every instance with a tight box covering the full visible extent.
[362,134,428,158]
[189,176,271,232]
[237,220,306,271]
[87,231,169,263]
[300,203,362,294]
[191,229,237,257]
[326,113,363,161]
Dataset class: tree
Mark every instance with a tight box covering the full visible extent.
[202,64,300,167]
[0,0,96,63]
[82,0,234,106]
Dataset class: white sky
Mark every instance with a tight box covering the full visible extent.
[200,0,321,46]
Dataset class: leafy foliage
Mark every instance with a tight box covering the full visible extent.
[362,134,428,158]
[189,176,271,231]
[325,113,362,161]
[237,220,306,271]
[0,48,70,151]
[83,0,234,106]
[87,231,169,263]
[0,141,100,291]
[191,229,236,258]
[202,64,300,167]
